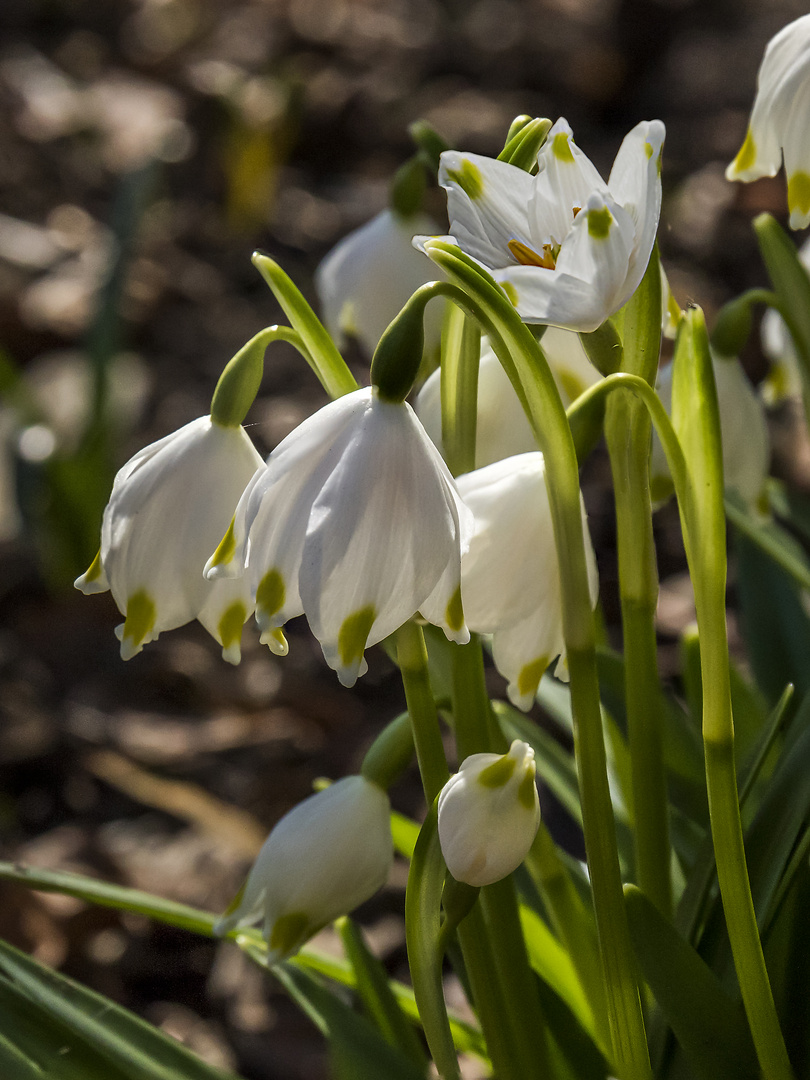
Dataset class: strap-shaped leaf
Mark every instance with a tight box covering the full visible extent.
[0,939,242,1080]
[625,886,757,1080]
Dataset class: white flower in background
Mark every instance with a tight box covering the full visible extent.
[216,776,393,962]
[726,15,810,229]
[416,330,601,469]
[438,740,541,886]
[315,209,443,355]
[457,452,599,711]
[420,117,664,332]
[75,416,262,663]
[649,354,770,508]
[207,386,473,687]
[760,236,810,404]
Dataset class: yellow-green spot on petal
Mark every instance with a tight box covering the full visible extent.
[645,141,653,160]
[732,128,757,175]
[501,280,519,306]
[518,767,538,810]
[260,627,289,656]
[517,656,548,701]
[557,370,585,404]
[446,159,484,201]
[123,589,156,650]
[478,754,516,788]
[269,911,311,956]
[445,585,464,633]
[338,605,376,669]
[218,601,246,651]
[84,550,104,582]
[788,171,810,220]
[587,205,613,239]
[209,517,237,568]
[256,568,285,619]
[552,133,575,163]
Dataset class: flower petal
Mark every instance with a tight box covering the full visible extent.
[529,118,608,248]
[439,151,536,269]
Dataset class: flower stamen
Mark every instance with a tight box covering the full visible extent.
[507,238,557,269]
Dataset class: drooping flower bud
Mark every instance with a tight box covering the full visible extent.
[438,740,541,887]
[215,776,393,963]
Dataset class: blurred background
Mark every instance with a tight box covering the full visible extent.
[0,1,807,1077]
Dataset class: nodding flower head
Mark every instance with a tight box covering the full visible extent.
[206,385,474,686]
[75,415,262,663]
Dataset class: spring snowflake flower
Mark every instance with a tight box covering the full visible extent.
[315,209,443,354]
[206,386,473,686]
[726,15,810,229]
[75,416,263,663]
[457,452,599,711]
[215,776,393,963]
[416,330,601,469]
[649,353,770,509]
[420,117,664,333]
[438,740,541,887]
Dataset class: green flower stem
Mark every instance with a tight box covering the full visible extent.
[571,359,794,1079]
[451,635,504,758]
[210,325,311,427]
[605,388,671,918]
[251,251,358,400]
[425,240,651,1080]
[396,622,449,804]
[440,302,480,477]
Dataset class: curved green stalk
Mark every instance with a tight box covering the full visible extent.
[251,251,358,399]
[440,302,481,477]
[210,325,312,426]
[423,240,651,1080]
[396,621,449,804]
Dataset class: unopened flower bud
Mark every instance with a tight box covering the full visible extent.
[215,776,393,963]
[438,740,541,887]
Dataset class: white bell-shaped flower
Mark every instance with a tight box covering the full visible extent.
[418,117,664,333]
[438,740,541,887]
[416,330,601,469]
[207,386,474,686]
[457,452,599,711]
[760,236,810,404]
[75,416,263,663]
[315,209,443,355]
[726,15,810,229]
[649,353,770,509]
[216,776,393,963]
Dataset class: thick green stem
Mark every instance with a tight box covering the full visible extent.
[396,621,449,803]
[210,325,311,426]
[425,241,651,1079]
[605,390,672,917]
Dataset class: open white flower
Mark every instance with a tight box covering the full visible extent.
[315,209,443,355]
[726,15,810,229]
[420,117,664,332]
[207,386,473,686]
[216,776,393,963]
[75,416,263,663]
[457,452,599,710]
[650,353,770,509]
[438,740,541,887]
[416,330,601,469]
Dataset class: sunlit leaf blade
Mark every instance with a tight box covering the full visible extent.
[518,904,596,1041]
[624,886,758,1080]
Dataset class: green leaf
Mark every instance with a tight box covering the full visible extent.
[726,490,810,592]
[0,939,243,1080]
[518,905,596,1041]
[272,963,427,1080]
[338,917,428,1069]
[624,886,758,1080]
